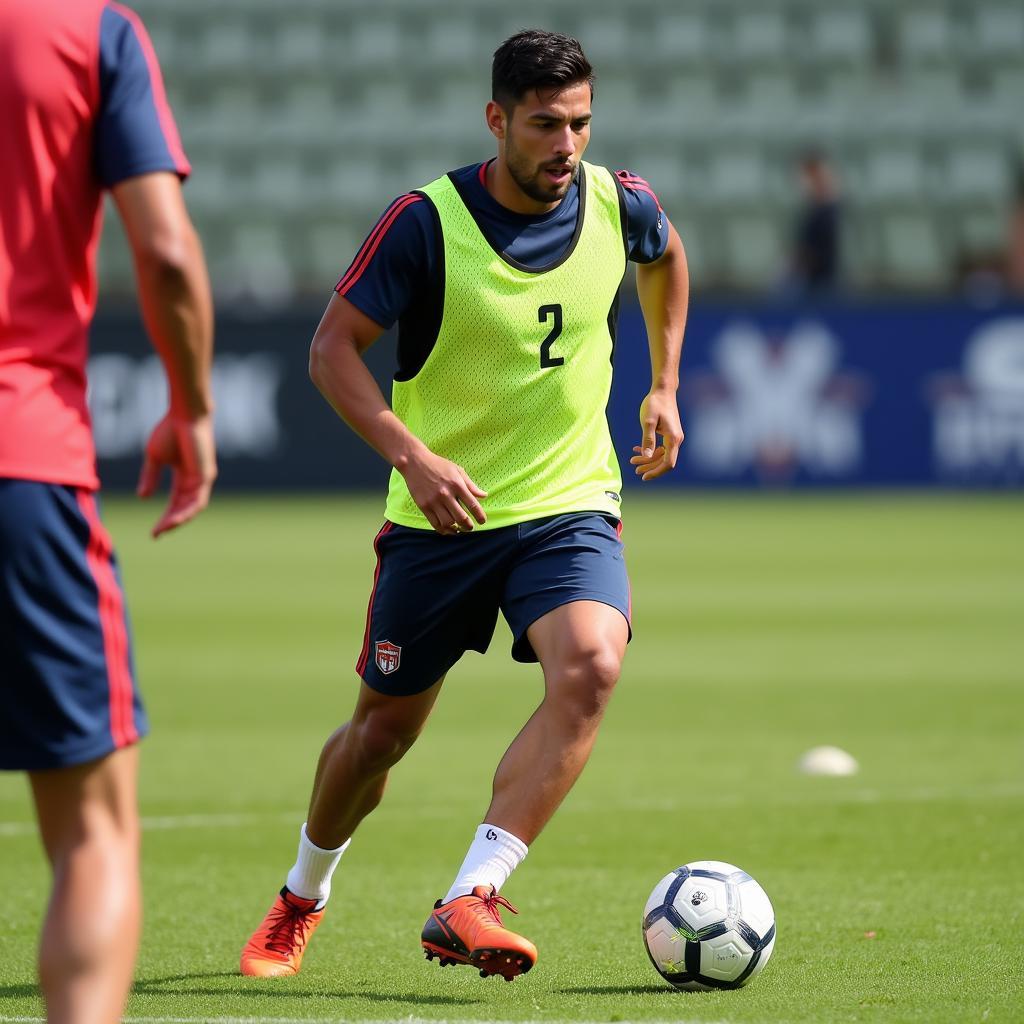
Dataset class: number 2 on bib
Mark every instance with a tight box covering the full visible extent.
[538,303,564,368]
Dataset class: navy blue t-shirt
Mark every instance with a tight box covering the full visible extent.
[336,161,669,331]
[96,4,190,187]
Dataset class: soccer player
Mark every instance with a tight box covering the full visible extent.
[0,2,215,1021]
[241,29,687,981]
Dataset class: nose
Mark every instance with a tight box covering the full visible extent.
[553,125,573,158]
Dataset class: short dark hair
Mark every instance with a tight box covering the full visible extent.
[492,29,594,109]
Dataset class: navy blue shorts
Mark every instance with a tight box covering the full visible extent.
[0,479,147,771]
[355,512,632,696]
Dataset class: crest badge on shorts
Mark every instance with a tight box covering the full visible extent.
[375,640,402,675]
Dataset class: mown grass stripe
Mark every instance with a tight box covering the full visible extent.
[0,1018,736,1024]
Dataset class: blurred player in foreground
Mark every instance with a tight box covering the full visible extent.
[241,29,687,981]
[0,2,215,1021]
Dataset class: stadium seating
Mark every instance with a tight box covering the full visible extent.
[101,0,1021,300]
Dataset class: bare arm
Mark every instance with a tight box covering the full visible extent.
[112,172,216,536]
[630,221,689,481]
[309,295,486,534]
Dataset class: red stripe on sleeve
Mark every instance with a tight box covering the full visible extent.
[624,180,661,204]
[616,170,662,211]
[108,2,190,176]
[355,522,395,675]
[76,491,138,749]
[336,195,422,295]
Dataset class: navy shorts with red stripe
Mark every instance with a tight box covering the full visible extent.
[0,479,147,770]
[356,511,632,696]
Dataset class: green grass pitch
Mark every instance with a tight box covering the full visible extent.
[1,493,1022,1024]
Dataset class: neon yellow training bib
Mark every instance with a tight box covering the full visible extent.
[385,161,628,531]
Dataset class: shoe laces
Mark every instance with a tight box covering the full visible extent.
[478,886,518,924]
[264,899,317,955]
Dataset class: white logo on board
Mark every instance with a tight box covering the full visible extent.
[929,319,1024,480]
[88,353,284,458]
[689,321,867,481]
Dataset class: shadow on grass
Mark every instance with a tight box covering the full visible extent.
[0,983,39,998]
[556,984,682,996]
[133,971,481,1005]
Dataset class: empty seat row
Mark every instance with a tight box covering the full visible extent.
[98,205,992,301]
[169,142,1015,225]
[143,6,1024,76]
[160,66,1021,161]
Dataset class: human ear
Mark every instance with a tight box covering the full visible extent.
[485,100,507,141]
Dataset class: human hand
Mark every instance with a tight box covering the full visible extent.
[136,413,217,538]
[400,449,487,535]
[629,390,684,481]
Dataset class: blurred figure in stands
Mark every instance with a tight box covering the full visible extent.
[788,150,843,296]
[1006,166,1024,296]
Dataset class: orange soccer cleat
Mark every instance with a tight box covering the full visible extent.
[421,885,537,981]
[240,888,325,977]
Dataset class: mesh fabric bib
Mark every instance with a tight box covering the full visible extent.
[385,162,627,531]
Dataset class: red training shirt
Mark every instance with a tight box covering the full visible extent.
[0,0,189,489]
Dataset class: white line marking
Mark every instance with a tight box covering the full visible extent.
[562,780,1024,815]
[140,812,298,831]
[0,811,298,839]
[1,781,1022,839]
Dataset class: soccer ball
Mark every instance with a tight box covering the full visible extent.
[642,860,776,990]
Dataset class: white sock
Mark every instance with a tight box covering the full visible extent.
[443,823,528,904]
[285,822,349,907]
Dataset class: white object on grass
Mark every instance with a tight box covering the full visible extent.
[798,745,859,776]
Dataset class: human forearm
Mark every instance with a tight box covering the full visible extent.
[309,295,486,533]
[635,223,688,392]
[308,332,426,471]
[132,222,214,418]
[113,173,216,535]
[629,224,688,480]
[113,173,213,418]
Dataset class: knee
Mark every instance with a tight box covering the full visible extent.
[349,712,420,771]
[549,644,622,722]
[39,828,140,973]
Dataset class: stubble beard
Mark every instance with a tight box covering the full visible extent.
[505,138,576,206]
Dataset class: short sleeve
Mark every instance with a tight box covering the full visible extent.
[335,195,437,329]
[96,3,190,188]
[615,170,670,265]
